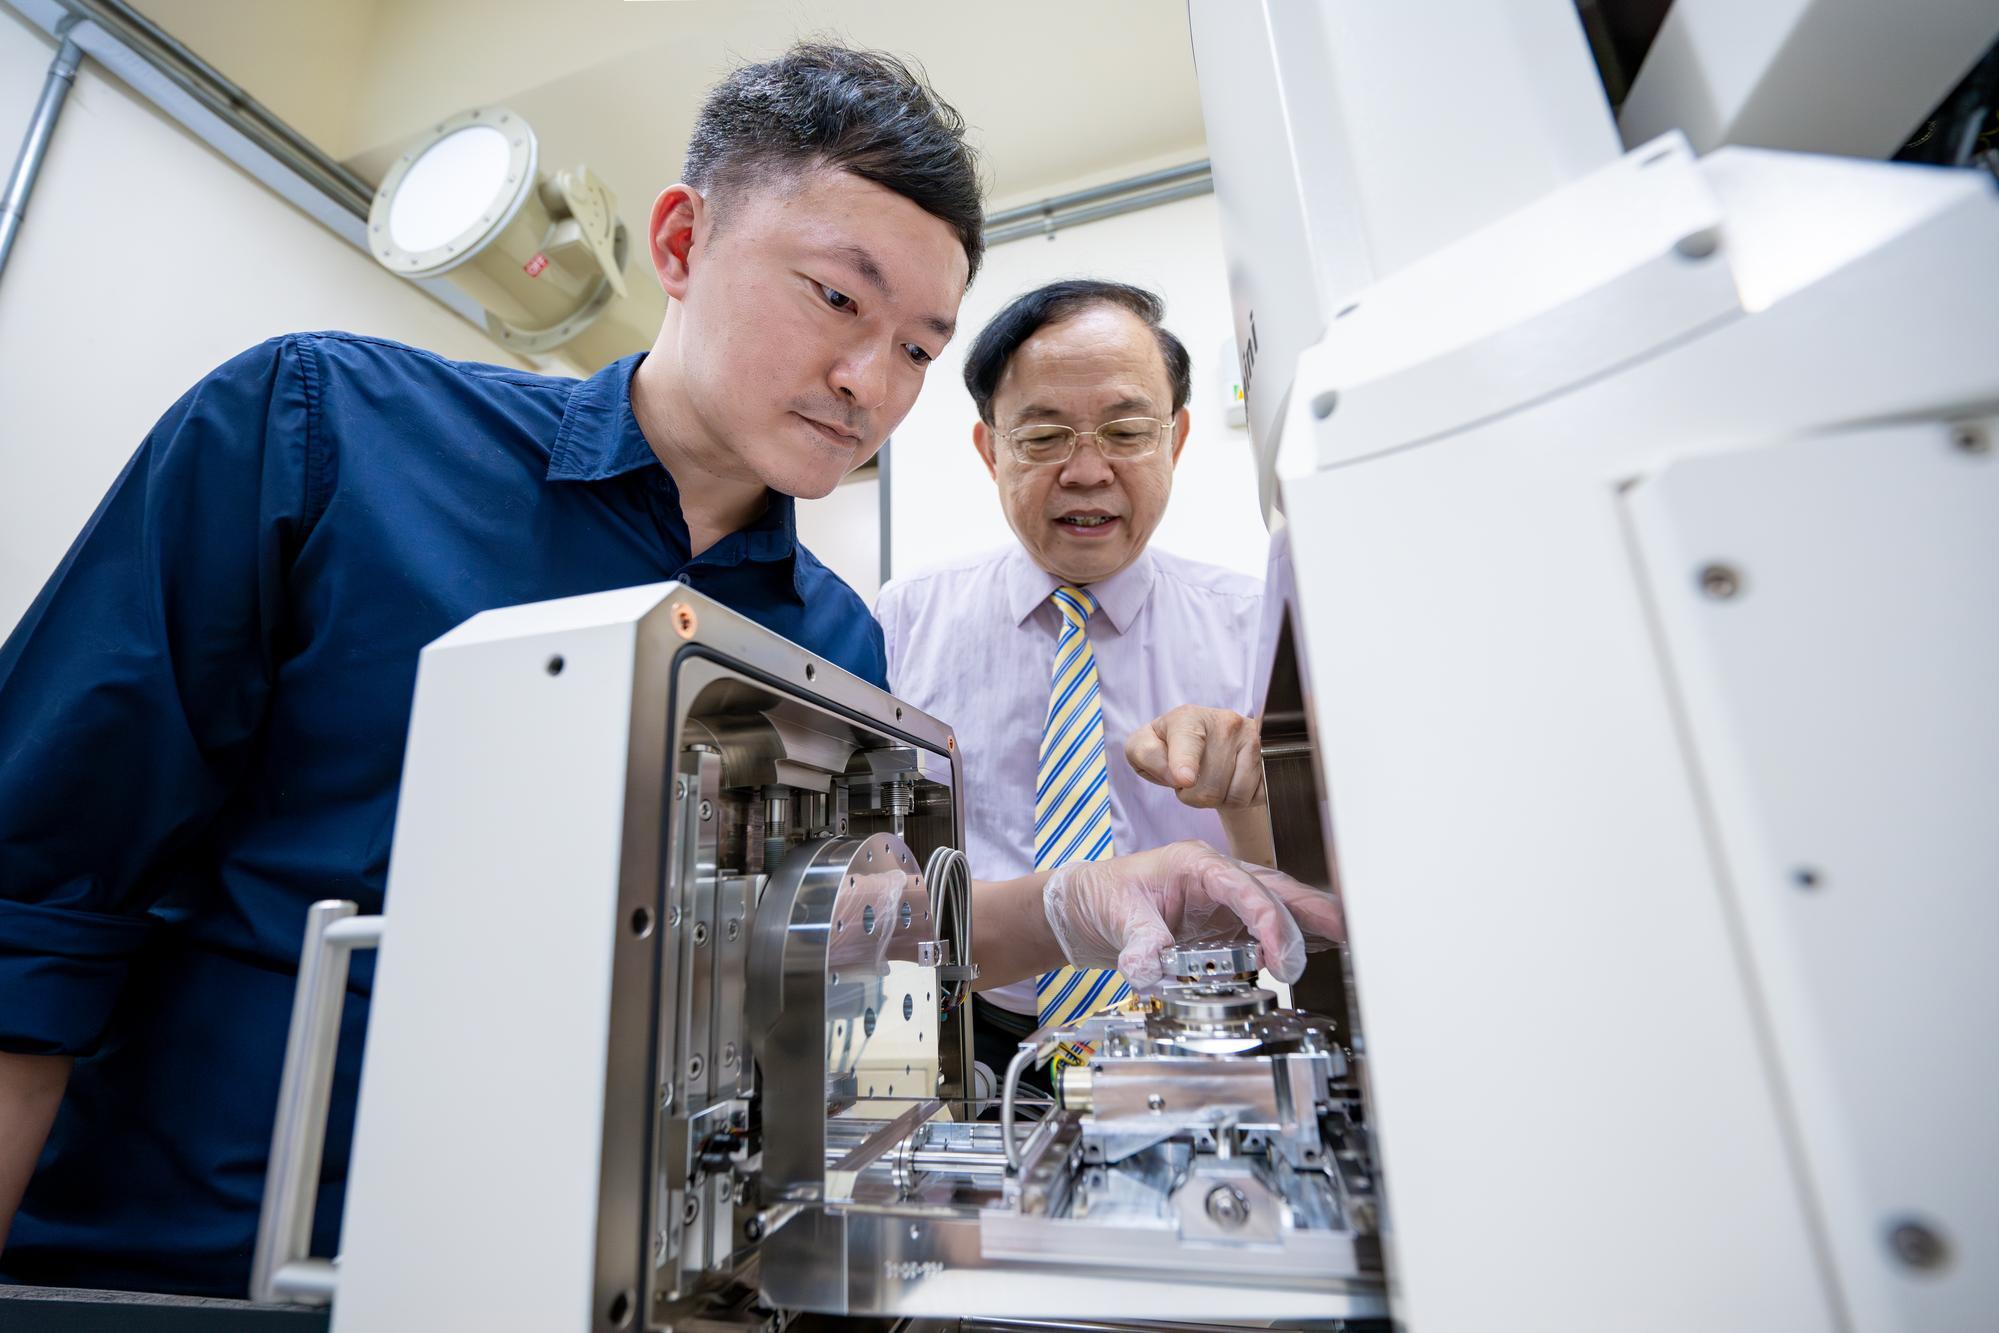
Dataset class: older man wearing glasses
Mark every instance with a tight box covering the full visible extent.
[877,279,1286,1094]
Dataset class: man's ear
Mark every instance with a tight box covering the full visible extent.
[649,183,704,301]
[1168,406,1192,466]
[971,420,1000,482]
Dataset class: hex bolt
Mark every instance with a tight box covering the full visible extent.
[1698,563,1742,600]
[1888,1218,1950,1271]
[1205,1184,1250,1229]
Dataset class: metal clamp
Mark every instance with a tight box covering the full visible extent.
[249,900,385,1305]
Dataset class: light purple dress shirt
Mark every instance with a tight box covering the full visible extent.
[877,544,1264,1013]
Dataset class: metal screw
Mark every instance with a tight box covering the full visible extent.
[1147,1093,1166,1111]
[660,1080,673,1110]
[675,779,687,800]
[687,1054,704,1080]
[1888,1219,1950,1270]
[725,918,740,941]
[692,922,708,946]
[669,905,682,927]
[1951,423,1990,456]
[1698,563,1742,600]
[722,1042,738,1066]
[683,1195,700,1225]
[699,799,714,822]
[744,1216,765,1242]
[1205,1184,1250,1229]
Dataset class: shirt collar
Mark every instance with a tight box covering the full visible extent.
[1005,544,1156,635]
[547,352,662,482]
[547,352,804,592]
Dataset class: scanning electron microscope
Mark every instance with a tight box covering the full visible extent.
[248,1,1998,1331]
[249,584,1384,1332]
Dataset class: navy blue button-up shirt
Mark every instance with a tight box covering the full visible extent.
[0,333,886,1295]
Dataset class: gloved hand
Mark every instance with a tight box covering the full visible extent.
[1042,840,1344,989]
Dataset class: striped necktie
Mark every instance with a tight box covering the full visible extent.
[1035,584,1128,1069]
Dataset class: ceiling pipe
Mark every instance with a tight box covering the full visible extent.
[983,160,1212,246]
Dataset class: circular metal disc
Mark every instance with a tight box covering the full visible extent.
[368,106,537,277]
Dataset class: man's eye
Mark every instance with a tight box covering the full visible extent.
[904,343,933,367]
[819,285,855,312]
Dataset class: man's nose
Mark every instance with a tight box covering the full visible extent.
[1057,435,1117,486]
[830,343,888,412]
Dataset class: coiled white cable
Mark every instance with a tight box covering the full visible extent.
[923,844,972,1011]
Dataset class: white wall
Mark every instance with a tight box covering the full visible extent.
[795,473,881,604]
[0,8,532,636]
[885,191,1267,586]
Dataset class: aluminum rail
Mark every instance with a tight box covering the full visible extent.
[984,175,1215,246]
[51,0,373,215]
[983,159,1211,231]
[0,29,81,282]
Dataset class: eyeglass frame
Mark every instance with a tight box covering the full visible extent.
[995,415,1179,466]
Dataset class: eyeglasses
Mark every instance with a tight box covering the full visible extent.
[999,417,1172,466]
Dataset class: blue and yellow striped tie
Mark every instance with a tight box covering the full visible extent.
[1035,584,1128,1071]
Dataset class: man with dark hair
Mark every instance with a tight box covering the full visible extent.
[0,49,1328,1296]
[879,280,1292,1096]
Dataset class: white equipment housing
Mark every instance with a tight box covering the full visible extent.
[1189,1,1999,1330]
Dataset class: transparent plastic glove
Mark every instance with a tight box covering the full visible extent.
[1041,840,1345,990]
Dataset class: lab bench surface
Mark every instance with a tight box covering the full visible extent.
[0,1287,327,1331]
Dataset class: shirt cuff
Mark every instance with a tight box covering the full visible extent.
[0,897,155,1055]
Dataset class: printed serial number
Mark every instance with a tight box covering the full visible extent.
[883,1260,946,1281]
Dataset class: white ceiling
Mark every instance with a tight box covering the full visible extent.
[134,0,1210,364]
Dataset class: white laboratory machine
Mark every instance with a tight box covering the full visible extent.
[246,3,1999,1330]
